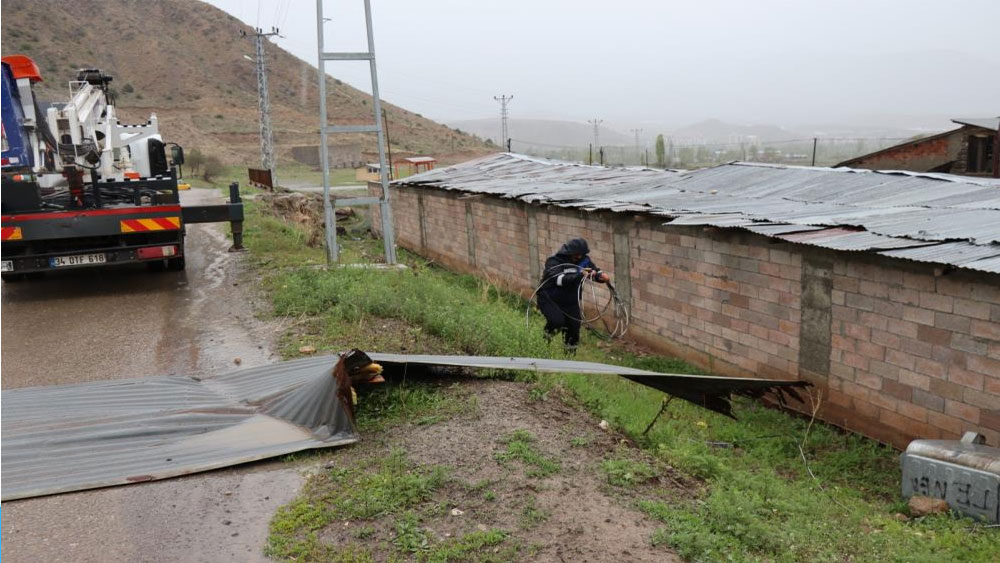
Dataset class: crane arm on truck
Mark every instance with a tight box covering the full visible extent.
[1,55,244,282]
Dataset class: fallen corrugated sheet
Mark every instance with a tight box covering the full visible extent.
[2,352,807,501]
[399,153,1000,272]
[2,356,358,501]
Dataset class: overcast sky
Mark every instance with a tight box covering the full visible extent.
[206,0,1000,130]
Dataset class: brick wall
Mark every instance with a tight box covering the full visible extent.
[372,183,1000,448]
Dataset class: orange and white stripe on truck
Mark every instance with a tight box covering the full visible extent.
[1,226,23,240]
[120,217,181,233]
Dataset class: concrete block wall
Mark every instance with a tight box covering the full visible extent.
[627,217,803,382]
[825,261,1000,446]
[372,183,1000,448]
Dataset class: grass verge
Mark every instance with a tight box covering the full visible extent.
[248,200,999,561]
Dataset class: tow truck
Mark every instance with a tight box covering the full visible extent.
[1,55,243,281]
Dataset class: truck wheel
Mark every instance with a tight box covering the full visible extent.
[167,256,186,271]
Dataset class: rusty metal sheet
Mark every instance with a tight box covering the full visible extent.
[2,352,807,501]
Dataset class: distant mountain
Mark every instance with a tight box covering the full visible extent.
[669,119,798,143]
[0,0,490,164]
[791,119,956,139]
[447,118,632,149]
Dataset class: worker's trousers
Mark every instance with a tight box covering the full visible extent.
[537,289,581,347]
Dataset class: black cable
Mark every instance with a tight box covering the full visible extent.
[526,263,630,339]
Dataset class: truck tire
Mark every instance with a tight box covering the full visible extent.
[166,256,186,271]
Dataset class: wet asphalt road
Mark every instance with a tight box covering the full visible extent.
[1,189,303,562]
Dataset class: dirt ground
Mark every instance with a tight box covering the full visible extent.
[307,371,691,562]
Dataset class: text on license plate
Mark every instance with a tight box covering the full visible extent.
[50,253,107,268]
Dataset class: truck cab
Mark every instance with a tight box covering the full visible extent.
[1,56,241,281]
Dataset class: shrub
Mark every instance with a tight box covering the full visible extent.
[201,155,224,181]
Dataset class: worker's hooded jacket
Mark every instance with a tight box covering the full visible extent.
[538,238,602,299]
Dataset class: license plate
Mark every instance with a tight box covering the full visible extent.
[49,253,107,268]
[1,260,12,272]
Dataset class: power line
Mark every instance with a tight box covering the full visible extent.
[588,118,603,149]
[630,127,643,160]
[241,26,282,180]
[493,95,513,150]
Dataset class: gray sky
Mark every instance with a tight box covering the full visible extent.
[206,0,1000,130]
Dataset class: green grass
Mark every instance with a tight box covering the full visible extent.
[266,448,518,562]
[601,458,658,487]
[250,202,999,562]
[421,529,513,563]
[519,497,551,529]
[355,381,476,432]
[266,450,449,560]
[185,162,359,191]
[493,430,561,478]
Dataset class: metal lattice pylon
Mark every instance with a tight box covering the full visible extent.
[315,0,396,264]
[242,27,280,186]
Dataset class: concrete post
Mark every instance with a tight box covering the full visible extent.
[527,204,540,283]
[798,253,833,384]
[417,193,427,251]
[612,219,633,308]
[464,200,477,266]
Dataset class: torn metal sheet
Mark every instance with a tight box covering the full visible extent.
[2,352,806,501]
[2,355,357,501]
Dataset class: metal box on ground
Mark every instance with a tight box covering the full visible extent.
[901,432,1000,523]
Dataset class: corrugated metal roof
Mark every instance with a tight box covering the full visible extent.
[880,242,1000,267]
[952,117,1000,131]
[3,352,808,501]
[778,228,937,252]
[398,153,1000,273]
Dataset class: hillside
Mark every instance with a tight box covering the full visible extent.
[0,0,491,165]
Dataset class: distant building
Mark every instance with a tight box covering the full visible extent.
[393,156,436,179]
[837,117,998,177]
[291,143,363,169]
[355,163,382,183]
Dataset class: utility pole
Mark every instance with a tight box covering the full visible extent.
[241,26,281,186]
[382,109,394,180]
[630,128,642,165]
[993,122,999,178]
[811,137,818,167]
[588,118,603,154]
[316,0,396,264]
[493,95,513,151]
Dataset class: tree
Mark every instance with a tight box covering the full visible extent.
[655,134,666,167]
[185,148,204,175]
[201,155,224,182]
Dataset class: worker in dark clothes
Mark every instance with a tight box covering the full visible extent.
[536,238,610,352]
